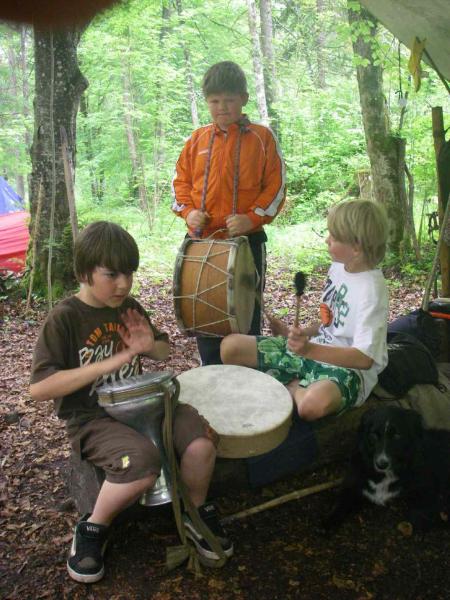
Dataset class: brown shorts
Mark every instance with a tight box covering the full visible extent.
[70,404,218,484]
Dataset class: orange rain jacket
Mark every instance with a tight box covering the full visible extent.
[172,117,286,239]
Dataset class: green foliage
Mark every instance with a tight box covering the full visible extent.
[0,0,448,277]
[0,271,23,301]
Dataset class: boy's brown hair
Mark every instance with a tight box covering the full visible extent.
[202,61,247,97]
[327,200,388,268]
[74,221,139,283]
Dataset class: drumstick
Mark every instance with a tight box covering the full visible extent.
[221,479,343,524]
[294,271,307,328]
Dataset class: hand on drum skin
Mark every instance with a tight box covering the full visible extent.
[266,313,289,337]
[287,325,310,356]
[226,214,254,237]
[186,209,211,232]
[119,309,155,357]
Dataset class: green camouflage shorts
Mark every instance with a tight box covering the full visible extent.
[256,336,361,413]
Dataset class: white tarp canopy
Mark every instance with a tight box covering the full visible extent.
[360,0,450,81]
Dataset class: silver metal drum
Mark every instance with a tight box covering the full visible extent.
[97,371,175,507]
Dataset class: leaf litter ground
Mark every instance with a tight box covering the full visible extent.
[1,259,449,600]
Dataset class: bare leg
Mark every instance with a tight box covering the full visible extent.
[90,474,157,526]
[180,437,216,507]
[220,334,258,367]
[293,380,343,421]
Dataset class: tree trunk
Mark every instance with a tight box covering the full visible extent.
[21,26,31,200]
[79,94,104,203]
[347,2,405,255]
[246,0,269,125]
[151,0,172,218]
[315,0,327,89]
[174,0,199,128]
[122,65,152,230]
[29,28,88,296]
[259,0,280,135]
[432,107,450,296]
[6,31,25,198]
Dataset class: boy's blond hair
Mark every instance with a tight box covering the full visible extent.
[327,200,388,267]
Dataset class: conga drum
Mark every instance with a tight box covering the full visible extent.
[177,365,293,458]
[97,371,176,507]
[173,236,256,337]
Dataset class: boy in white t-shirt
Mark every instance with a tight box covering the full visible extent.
[220,199,389,421]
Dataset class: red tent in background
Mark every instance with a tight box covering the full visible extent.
[0,177,30,273]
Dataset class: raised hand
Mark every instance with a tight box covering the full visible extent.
[119,308,155,357]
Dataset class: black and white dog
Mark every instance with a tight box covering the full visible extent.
[324,406,450,531]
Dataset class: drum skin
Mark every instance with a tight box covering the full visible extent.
[177,365,293,459]
[173,237,256,337]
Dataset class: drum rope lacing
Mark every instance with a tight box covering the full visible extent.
[173,241,237,333]
[163,378,228,572]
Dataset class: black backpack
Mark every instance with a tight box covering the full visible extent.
[378,332,440,397]
[387,308,441,359]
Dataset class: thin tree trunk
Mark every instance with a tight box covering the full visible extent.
[174,0,199,128]
[432,106,450,296]
[6,32,25,198]
[281,0,315,82]
[246,0,269,125]
[21,26,31,200]
[404,163,420,259]
[79,94,104,202]
[259,0,281,136]
[29,28,88,294]
[315,0,327,89]
[347,2,405,256]
[60,126,79,242]
[122,66,152,230]
[151,0,171,220]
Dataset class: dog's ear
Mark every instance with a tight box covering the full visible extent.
[405,409,424,441]
[359,408,377,434]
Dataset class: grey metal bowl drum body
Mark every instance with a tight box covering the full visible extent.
[97,371,175,507]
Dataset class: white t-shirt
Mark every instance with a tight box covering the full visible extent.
[311,262,389,405]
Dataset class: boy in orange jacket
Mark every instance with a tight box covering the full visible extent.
[172,61,286,365]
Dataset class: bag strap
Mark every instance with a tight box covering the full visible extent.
[163,378,227,574]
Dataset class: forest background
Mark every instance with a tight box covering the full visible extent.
[0,0,449,297]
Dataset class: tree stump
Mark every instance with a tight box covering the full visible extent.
[69,452,104,515]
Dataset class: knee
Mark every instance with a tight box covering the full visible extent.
[220,334,241,363]
[296,390,331,422]
[183,437,216,464]
[135,473,158,493]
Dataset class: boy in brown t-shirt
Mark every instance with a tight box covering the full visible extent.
[30,221,232,584]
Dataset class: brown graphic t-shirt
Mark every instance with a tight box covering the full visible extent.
[30,295,169,430]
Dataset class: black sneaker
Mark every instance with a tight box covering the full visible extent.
[67,514,109,583]
[183,503,234,561]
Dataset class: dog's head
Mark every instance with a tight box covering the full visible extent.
[357,406,424,474]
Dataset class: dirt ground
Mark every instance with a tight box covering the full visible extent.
[1,263,449,599]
